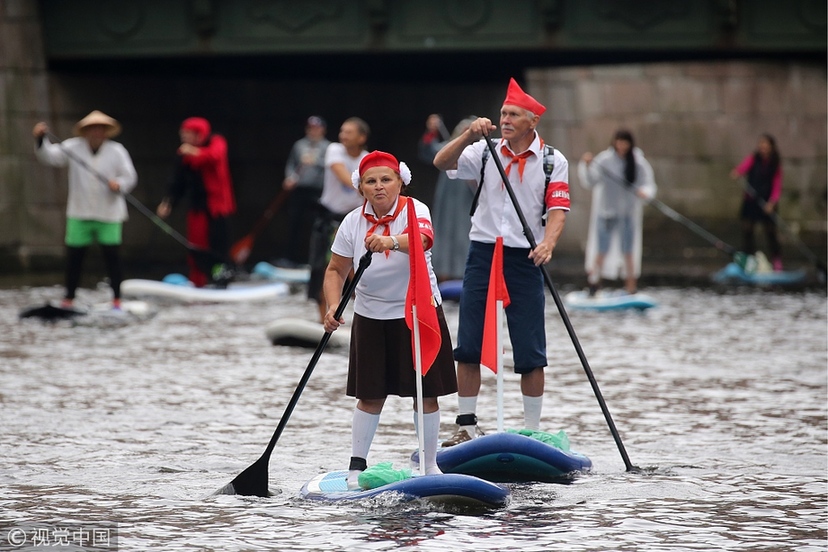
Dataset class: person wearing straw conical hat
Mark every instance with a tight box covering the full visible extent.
[578,129,657,296]
[33,110,138,310]
[433,78,571,446]
[322,150,457,490]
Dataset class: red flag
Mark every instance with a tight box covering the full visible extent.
[480,237,510,373]
[404,197,442,376]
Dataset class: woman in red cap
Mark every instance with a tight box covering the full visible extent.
[322,150,457,489]
[156,117,236,287]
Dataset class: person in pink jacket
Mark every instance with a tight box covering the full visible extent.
[730,133,783,271]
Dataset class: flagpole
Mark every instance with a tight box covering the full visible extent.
[496,298,504,433]
[412,304,427,477]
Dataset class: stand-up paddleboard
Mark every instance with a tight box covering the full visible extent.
[251,262,311,284]
[411,432,592,483]
[74,300,158,326]
[300,470,509,508]
[121,278,289,303]
[265,318,349,349]
[563,289,657,311]
[438,279,463,302]
[712,262,807,286]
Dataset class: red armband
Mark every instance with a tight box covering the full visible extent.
[545,180,571,210]
[407,217,435,250]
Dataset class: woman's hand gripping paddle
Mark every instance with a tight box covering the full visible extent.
[484,135,640,473]
[215,250,373,497]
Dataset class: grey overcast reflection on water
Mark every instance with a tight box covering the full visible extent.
[1,282,826,551]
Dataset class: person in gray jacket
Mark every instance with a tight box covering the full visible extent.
[280,115,330,265]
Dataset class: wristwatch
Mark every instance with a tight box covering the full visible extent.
[390,235,400,251]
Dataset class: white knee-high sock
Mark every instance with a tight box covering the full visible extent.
[522,394,543,431]
[348,408,380,489]
[414,411,443,475]
[457,396,478,417]
[352,408,380,459]
[457,396,479,436]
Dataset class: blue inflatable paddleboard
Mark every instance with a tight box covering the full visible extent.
[251,262,311,284]
[411,432,592,483]
[300,470,509,508]
[712,262,807,286]
[563,290,657,311]
[438,279,463,302]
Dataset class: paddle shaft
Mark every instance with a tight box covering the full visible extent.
[255,250,373,463]
[484,136,636,472]
[45,133,209,255]
[230,188,292,263]
[593,162,739,257]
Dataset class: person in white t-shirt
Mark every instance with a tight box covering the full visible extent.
[322,150,457,490]
[307,117,370,321]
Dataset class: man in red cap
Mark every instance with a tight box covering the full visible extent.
[157,117,236,287]
[434,78,571,445]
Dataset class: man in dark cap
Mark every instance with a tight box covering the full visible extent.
[279,115,331,266]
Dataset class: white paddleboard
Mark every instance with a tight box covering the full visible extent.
[265,317,349,348]
[121,279,289,303]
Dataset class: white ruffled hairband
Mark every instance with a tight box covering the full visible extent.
[351,162,412,189]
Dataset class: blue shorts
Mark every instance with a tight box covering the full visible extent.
[597,216,634,254]
[454,241,547,373]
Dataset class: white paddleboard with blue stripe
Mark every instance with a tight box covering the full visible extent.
[564,289,657,311]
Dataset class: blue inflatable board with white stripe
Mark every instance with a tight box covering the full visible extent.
[300,470,509,508]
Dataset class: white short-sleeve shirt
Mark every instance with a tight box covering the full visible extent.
[319,142,368,215]
[331,196,442,320]
[447,134,570,248]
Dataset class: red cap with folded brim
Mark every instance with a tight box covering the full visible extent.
[359,150,400,177]
[503,78,546,116]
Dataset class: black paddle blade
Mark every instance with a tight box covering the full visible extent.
[215,456,271,497]
[19,303,86,321]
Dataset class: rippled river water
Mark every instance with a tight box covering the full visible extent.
[1,281,826,551]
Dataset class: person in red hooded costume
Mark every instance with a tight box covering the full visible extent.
[157,117,236,287]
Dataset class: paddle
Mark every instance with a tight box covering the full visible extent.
[589,161,755,273]
[736,177,827,279]
[230,188,292,265]
[484,135,639,472]
[216,250,373,497]
[45,133,226,271]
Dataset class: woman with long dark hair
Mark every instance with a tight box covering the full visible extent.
[730,133,783,271]
[578,129,657,295]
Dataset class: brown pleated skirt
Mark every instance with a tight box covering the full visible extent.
[346,306,458,400]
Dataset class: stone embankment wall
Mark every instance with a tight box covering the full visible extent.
[1,1,824,277]
[531,62,826,269]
